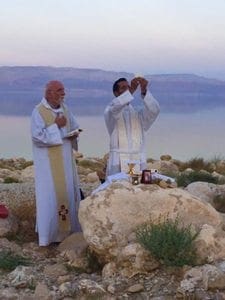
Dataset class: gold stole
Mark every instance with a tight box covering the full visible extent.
[117,107,142,173]
[38,104,71,235]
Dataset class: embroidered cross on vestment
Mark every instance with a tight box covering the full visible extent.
[59,205,69,221]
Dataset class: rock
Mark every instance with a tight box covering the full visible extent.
[186,182,225,212]
[0,182,35,221]
[57,275,71,285]
[0,288,21,299]
[20,166,34,182]
[160,155,172,161]
[183,168,194,174]
[8,266,35,289]
[194,225,225,263]
[86,172,100,183]
[178,266,203,296]
[58,232,88,254]
[34,282,52,300]
[0,168,21,181]
[158,180,168,188]
[127,283,144,293]
[102,262,117,279]
[78,279,106,295]
[107,284,116,294]
[216,160,225,174]
[118,243,159,277]
[147,160,179,176]
[0,238,22,253]
[79,181,223,272]
[74,151,84,159]
[0,215,19,237]
[202,264,225,290]
[59,282,75,298]
[43,263,68,278]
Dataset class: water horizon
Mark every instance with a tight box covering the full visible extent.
[0,107,224,162]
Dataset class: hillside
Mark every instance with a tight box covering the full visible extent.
[0,66,225,115]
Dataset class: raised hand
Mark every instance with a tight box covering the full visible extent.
[139,77,148,95]
[129,77,140,94]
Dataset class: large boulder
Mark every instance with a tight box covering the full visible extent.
[0,182,36,239]
[186,182,225,212]
[0,182,35,220]
[147,160,179,176]
[0,215,19,237]
[79,181,224,270]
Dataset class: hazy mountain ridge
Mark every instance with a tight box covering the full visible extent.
[0,66,224,116]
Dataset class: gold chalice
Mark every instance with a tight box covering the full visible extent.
[127,162,136,176]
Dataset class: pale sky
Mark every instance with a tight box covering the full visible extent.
[1,0,225,80]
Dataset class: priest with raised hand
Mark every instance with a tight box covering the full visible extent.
[31,80,82,247]
[104,76,160,176]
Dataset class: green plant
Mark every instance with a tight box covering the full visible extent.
[146,157,155,163]
[0,250,31,271]
[3,177,19,183]
[65,264,87,274]
[27,278,36,290]
[86,247,103,273]
[176,171,218,187]
[136,217,199,267]
[179,157,213,172]
[209,155,225,165]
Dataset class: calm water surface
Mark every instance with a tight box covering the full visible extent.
[0,108,224,161]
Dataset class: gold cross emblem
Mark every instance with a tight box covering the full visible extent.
[59,205,69,221]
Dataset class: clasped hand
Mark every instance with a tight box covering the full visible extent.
[55,114,67,128]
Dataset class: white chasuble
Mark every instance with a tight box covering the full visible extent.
[104,90,160,176]
[38,104,71,236]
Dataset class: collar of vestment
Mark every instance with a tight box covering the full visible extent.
[41,98,64,114]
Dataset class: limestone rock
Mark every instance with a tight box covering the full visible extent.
[147,160,179,176]
[195,225,225,263]
[59,232,89,271]
[43,263,68,278]
[0,182,35,221]
[86,172,100,183]
[78,279,106,295]
[160,154,172,161]
[79,181,223,270]
[34,282,52,300]
[127,283,144,293]
[186,182,225,212]
[58,232,88,252]
[0,215,19,237]
[8,266,35,289]
[102,262,117,279]
[20,166,34,182]
[202,264,225,290]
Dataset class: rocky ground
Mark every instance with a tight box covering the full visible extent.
[0,155,225,299]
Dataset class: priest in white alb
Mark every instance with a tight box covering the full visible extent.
[31,80,82,246]
[104,76,160,176]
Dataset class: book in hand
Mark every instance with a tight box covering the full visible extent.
[65,129,83,138]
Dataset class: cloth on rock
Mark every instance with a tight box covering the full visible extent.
[31,98,81,246]
[91,171,175,195]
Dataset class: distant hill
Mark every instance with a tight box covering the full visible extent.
[0,66,224,116]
